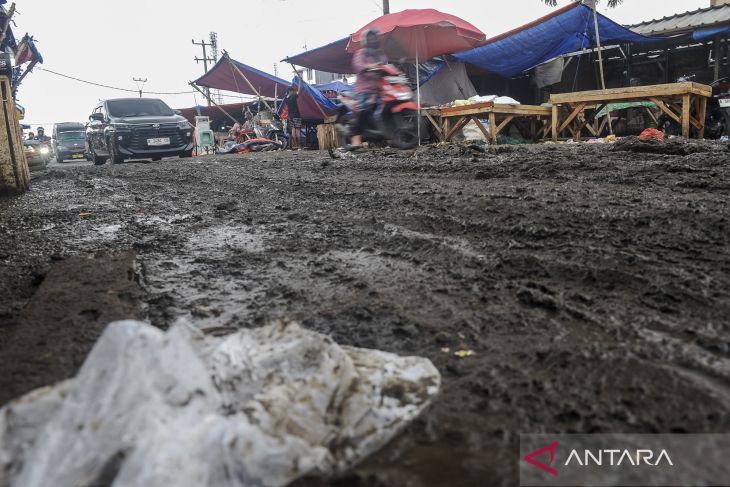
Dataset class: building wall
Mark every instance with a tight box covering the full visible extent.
[711,0,730,7]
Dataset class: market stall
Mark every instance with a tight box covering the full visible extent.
[549,82,712,140]
[423,102,553,144]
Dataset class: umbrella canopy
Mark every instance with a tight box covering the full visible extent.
[347,9,486,62]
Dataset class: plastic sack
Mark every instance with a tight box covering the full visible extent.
[639,128,665,142]
[0,320,440,487]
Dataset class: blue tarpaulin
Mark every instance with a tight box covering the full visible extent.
[693,25,730,42]
[277,76,338,120]
[313,80,351,93]
[453,3,656,78]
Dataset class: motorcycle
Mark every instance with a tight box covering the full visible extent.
[238,106,288,149]
[254,114,288,149]
[659,75,730,138]
[335,64,419,149]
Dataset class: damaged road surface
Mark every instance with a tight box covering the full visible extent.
[1,142,730,486]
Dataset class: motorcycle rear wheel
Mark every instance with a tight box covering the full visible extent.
[391,111,418,150]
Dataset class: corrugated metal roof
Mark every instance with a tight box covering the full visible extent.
[629,3,730,36]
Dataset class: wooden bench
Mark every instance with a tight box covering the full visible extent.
[423,102,553,144]
[548,82,713,141]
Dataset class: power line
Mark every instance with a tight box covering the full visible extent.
[34,66,256,105]
[37,67,196,95]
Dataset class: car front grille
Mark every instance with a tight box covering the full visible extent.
[126,124,184,151]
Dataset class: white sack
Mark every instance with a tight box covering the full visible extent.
[0,320,440,487]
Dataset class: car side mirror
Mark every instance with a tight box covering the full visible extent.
[174,110,182,115]
[89,113,104,122]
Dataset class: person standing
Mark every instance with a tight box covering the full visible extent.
[350,28,388,149]
[285,80,302,149]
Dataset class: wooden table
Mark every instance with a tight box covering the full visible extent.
[423,102,554,144]
[548,82,712,141]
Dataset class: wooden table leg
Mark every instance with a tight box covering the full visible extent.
[682,94,691,138]
[698,96,708,139]
[488,112,497,145]
[470,115,491,142]
[559,102,588,134]
[530,117,537,141]
[552,104,558,142]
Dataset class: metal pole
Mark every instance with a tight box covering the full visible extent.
[133,77,147,98]
[227,56,273,111]
[193,39,215,106]
[592,4,613,135]
[383,0,390,14]
[416,44,421,146]
[189,82,239,125]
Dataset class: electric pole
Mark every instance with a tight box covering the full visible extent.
[208,32,223,104]
[192,38,215,106]
[133,77,147,98]
[383,0,390,14]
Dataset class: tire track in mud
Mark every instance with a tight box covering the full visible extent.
[1,143,729,486]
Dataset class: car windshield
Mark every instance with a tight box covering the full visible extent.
[107,99,174,118]
[58,132,86,141]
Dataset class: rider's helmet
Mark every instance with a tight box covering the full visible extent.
[362,28,381,52]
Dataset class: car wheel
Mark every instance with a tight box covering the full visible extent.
[108,138,125,164]
[179,149,193,158]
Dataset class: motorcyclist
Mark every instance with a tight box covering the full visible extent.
[350,28,388,149]
[35,127,50,142]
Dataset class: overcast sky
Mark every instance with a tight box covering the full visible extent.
[14,0,708,129]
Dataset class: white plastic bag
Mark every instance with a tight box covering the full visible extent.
[0,320,440,487]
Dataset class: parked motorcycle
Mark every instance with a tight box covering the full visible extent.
[659,75,730,138]
[239,107,288,149]
[335,64,419,149]
[254,114,288,148]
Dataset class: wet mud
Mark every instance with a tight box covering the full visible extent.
[1,142,729,486]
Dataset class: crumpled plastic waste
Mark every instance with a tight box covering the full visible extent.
[0,320,440,487]
[639,128,666,142]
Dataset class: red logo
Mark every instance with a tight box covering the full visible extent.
[524,441,560,476]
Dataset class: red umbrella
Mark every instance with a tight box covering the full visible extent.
[347,9,486,62]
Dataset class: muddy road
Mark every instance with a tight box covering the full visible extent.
[1,141,730,486]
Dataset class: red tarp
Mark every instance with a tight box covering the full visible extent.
[194,54,336,120]
[194,54,289,98]
[177,102,254,126]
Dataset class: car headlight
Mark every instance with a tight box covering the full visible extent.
[177,121,191,129]
[40,147,50,154]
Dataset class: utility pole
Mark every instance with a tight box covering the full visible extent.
[383,0,390,14]
[208,32,223,104]
[192,38,215,106]
[133,77,147,98]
